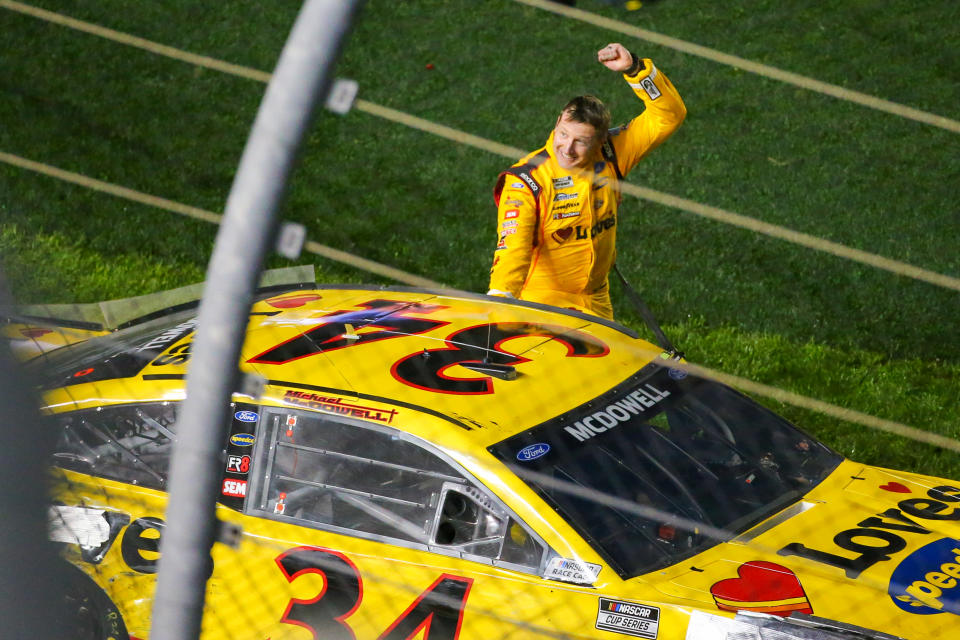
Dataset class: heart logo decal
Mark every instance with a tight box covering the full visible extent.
[551,228,573,244]
[880,482,911,493]
[265,293,322,309]
[19,327,53,338]
[710,560,812,616]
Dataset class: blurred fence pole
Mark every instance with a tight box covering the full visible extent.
[150,1,365,638]
[0,269,71,639]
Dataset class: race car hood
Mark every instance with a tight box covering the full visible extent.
[649,459,960,639]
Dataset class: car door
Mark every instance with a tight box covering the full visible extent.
[203,404,610,639]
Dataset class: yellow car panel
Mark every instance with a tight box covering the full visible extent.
[19,285,960,640]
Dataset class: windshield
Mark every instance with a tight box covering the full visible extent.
[488,363,841,579]
[25,309,197,390]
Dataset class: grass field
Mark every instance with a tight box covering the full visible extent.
[1,0,958,478]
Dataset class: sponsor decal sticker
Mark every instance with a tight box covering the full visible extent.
[234,410,258,423]
[639,76,662,101]
[668,367,687,380]
[594,161,606,174]
[230,433,256,447]
[552,176,574,189]
[226,455,251,474]
[593,177,609,190]
[501,220,518,228]
[504,209,519,219]
[505,199,523,207]
[551,228,574,244]
[283,390,398,423]
[564,383,670,442]
[222,479,247,498]
[880,481,911,493]
[554,192,577,202]
[710,561,812,616]
[779,484,960,579]
[552,211,580,220]
[519,172,538,192]
[516,443,550,461]
[136,319,197,353]
[544,557,601,584]
[510,181,525,189]
[889,537,960,615]
[595,598,659,638]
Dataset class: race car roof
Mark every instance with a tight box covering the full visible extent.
[32,285,665,449]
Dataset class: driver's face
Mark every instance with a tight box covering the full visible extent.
[553,112,601,170]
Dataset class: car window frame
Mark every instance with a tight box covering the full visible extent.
[245,405,553,577]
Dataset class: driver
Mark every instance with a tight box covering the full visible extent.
[487,43,686,320]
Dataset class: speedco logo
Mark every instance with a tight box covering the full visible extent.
[230,433,256,447]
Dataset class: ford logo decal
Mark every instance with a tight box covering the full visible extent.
[229,433,256,447]
[234,410,259,423]
[517,443,550,462]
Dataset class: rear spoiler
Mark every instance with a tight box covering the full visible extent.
[2,265,315,359]
[2,265,315,331]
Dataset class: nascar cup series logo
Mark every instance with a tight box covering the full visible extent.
[889,537,960,615]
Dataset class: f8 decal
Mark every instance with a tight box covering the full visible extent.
[275,547,472,640]
[391,322,609,394]
[249,299,449,365]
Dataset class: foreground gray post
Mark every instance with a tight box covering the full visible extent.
[151,2,363,638]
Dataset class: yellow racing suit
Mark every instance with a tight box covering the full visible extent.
[488,59,686,320]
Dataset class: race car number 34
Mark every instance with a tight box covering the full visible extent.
[595,598,660,639]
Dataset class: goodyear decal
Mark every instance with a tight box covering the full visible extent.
[889,537,960,615]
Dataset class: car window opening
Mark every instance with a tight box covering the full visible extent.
[254,409,546,572]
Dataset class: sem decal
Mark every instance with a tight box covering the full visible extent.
[709,561,812,616]
[222,479,247,498]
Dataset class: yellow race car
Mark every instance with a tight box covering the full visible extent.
[8,283,959,639]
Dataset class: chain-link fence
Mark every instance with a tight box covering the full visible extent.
[3,1,960,640]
